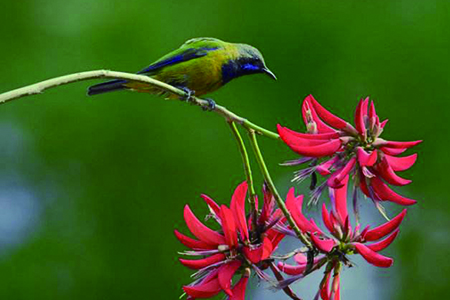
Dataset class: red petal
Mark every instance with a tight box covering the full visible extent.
[332,176,349,223]
[180,253,226,270]
[384,154,418,171]
[335,283,341,300]
[353,243,393,268]
[243,237,273,263]
[322,204,335,234]
[261,237,274,260]
[332,272,341,300]
[183,277,222,298]
[286,189,315,233]
[310,233,336,253]
[260,186,275,224]
[358,175,371,197]
[367,229,399,252]
[291,139,342,158]
[184,205,225,245]
[369,100,376,119]
[310,218,325,235]
[368,100,377,130]
[302,96,336,133]
[277,125,340,140]
[243,246,262,264]
[287,137,332,147]
[220,205,238,248]
[201,194,221,217]
[364,209,406,241]
[198,268,220,285]
[376,157,412,186]
[218,261,241,296]
[293,253,307,264]
[278,126,342,157]
[370,178,417,205]
[381,140,422,149]
[380,147,407,156]
[317,157,339,176]
[254,194,259,212]
[266,229,285,249]
[356,147,378,167]
[329,212,340,233]
[308,95,349,129]
[230,182,249,242]
[229,275,249,300]
[327,157,356,188]
[354,98,368,135]
[278,262,307,275]
[174,230,215,250]
[276,125,335,147]
[360,225,370,238]
[320,272,332,300]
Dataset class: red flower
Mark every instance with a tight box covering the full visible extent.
[278,179,406,299]
[318,267,341,300]
[175,182,285,299]
[278,95,421,209]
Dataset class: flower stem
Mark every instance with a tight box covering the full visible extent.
[242,120,279,140]
[0,70,280,140]
[247,130,312,249]
[227,121,257,211]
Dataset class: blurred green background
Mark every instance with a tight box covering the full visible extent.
[0,0,447,299]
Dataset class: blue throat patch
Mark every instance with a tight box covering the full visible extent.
[221,60,260,84]
[242,63,259,72]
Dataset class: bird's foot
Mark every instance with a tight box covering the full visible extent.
[202,98,216,111]
[180,87,195,103]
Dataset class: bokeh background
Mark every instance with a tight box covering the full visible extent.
[0,0,448,299]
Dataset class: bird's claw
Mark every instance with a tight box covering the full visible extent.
[202,98,216,111]
[180,87,195,103]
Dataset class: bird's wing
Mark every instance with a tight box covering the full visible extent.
[137,39,223,75]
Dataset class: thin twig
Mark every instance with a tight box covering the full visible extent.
[227,121,258,211]
[0,70,279,140]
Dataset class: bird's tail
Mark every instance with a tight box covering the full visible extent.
[87,79,127,96]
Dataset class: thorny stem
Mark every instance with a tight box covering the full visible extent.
[227,121,257,216]
[0,70,280,140]
[247,130,312,249]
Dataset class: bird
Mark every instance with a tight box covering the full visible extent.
[87,37,277,107]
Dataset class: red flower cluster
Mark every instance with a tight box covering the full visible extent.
[278,178,406,298]
[176,95,421,300]
[291,178,404,267]
[278,95,421,208]
[175,182,284,299]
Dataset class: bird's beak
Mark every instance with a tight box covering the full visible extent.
[262,68,277,80]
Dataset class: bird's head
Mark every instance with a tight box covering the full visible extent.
[236,44,277,80]
[221,44,277,84]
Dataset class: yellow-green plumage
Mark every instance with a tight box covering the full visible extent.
[87,37,276,98]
